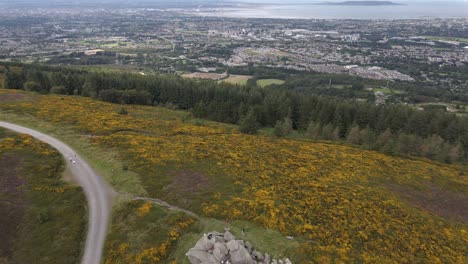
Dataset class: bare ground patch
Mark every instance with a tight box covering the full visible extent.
[169,170,209,194]
[388,183,468,223]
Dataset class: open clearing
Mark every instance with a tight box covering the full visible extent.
[218,74,252,85]
[257,79,285,87]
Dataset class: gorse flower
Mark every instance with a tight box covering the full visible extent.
[1,90,467,263]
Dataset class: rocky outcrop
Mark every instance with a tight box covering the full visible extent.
[186,230,292,264]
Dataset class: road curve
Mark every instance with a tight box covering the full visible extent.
[0,121,112,264]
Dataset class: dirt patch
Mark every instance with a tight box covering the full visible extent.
[169,170,209,194]
[0,92,31,103]
[0,154,26,260]
[388,183,468,223]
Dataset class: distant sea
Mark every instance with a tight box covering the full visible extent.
[195,2,468,19]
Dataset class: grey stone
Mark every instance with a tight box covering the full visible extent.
[213,242,229,262]
[226,240,255,264]
[235,240,246,247]
[244,241,254,253]
[186,249,217,264]
[251,250,264,261]
[193,233,216,251]
[186,231,291,264]
[224,231,236,241]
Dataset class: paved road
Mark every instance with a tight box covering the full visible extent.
[0,121,112,264]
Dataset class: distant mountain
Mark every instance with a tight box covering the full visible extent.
[318,1,403,6]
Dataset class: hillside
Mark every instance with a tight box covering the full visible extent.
[0,89,467,263]
[0,127,86,263]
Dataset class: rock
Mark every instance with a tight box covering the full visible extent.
[244,241,254,253]
[251,250,264,261]
[193,233,216,251]
[286,236,294,240]
[186,249,217,264]
[213,242,229,262]
[224,231,236,241]
[186,231,291,264]
[236,240,246,247]
[226,240,256,264]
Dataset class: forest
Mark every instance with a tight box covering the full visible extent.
[2,62,468,163]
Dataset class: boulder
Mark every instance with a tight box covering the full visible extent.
[193,233,216,251]
[244,241,254,253]
[236,240,246,247]
[186,231,291,264]
[213,242,229,262]
[251,250,264,261]
[224,231,236,241]
[186,249,217,264]
[226,240,256,264]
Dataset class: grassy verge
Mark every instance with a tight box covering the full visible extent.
[0,128,87,264]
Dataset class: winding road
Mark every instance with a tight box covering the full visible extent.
[0,121,113,264]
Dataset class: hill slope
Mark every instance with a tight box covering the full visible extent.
[0,89,467,263]
[0,127,86,264]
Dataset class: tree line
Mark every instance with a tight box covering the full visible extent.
[2,62,468,163]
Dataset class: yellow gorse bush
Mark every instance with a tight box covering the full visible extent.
[1,90,467,263]
[104,201,195,264]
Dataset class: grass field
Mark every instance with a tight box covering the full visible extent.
[0,89,467,263]
[0,127,86,264]
[257,79,285,87]
[218,75,252,85]
[374,87,404,94]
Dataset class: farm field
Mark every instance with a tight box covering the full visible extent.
[0,127,86,264]
[257,79,285,87]
[0,89,467,263]
[219,74,252,85]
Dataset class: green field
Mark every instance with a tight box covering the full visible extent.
[219,75,252,85]
[374,87,403,94]
[257,79,285,87]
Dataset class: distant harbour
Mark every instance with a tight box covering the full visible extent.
[188,2,468,20]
